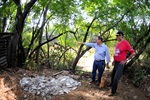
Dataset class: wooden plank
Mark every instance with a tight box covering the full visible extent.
[0,48,7,51]
[0,61,7,66]
[0,43,7,45]
[0,45,7,48]
[0,41,7,43]
[0,56,6,60]
[0,38,7,40]
[0,56,7,66]
[0,51,8,57]
[0,37,8,64]
[0,49,7,52]
[0,60,7,65]
[0,52,7,55]
[0,54,7,58]
[0,45,7,47]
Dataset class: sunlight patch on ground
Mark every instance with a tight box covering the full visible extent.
[72,90,114,100]
[77,51,94,72]
[0,77,17,100]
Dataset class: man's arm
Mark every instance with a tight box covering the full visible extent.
[78,42,95,48]
[105,46,110,69]
[77,42,85,45]
[122,41,135,64]
[126,52,136,62]
[121,52,136,65]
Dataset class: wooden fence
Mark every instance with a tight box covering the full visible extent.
[0,33,13,68]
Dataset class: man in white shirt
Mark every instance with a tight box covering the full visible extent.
[78,36,110,85]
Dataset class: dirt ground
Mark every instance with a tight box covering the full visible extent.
[0,68,149,100]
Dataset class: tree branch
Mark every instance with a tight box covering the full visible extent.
[28,30,77,58]
[101,10,130,36]
[23,0,37,20]
[133,27,150,49]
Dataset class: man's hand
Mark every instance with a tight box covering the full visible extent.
[120,60,127,65]
[106,63,110,69]
[112,61,115,66]
[77,42,85,44]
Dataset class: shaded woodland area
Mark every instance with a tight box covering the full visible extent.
[0,0,150,99]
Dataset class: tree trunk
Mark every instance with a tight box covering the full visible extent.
[12,0,37,67]
[35,5,49,64]
[124,27,150,72]
[72,46,91,73]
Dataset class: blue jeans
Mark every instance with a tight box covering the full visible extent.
[110,62,124,94]
[92,60,105,83]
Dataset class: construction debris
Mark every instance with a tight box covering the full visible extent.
[20,75,81,96]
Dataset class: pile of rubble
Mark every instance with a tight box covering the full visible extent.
[20,74,81,96]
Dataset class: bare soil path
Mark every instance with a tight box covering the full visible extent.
[0,68,149,100]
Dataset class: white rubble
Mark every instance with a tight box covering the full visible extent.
[20,75,81,96]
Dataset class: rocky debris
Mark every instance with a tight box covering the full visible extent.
[19,75,81,96]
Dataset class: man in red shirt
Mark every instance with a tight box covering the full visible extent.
[109,31,135,96]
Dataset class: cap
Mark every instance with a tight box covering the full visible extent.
[116,30,124,36]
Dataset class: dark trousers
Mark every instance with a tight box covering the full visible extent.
[92,60,105,83]
[110,62,124,94]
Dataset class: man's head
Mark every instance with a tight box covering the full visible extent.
[96,36,103,45]
[116,30,124,41]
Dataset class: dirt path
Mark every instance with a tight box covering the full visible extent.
[0,68,149,100]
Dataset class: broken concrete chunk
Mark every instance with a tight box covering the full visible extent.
[20,75,81,96]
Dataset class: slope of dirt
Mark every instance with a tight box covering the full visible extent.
[0,68,149,100]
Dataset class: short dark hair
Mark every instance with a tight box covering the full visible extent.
[116,30,124,36]
[97,36,103,41]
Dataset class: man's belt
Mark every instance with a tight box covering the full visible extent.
[114,61,121,63]
[95,60,105,62]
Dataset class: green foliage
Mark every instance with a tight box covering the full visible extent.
[38,0,48,7]
[0,1,16,16]
[143,45,150,59]
[132,66,146,86]
[22,32,32,48]
[129,54,150,86]
[54,62,68,70]
[26,60,40,71]
[0,0,17,32]
[49,0,78,23]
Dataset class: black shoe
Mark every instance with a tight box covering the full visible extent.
[108,92,117,96]
[108,93,114,96]
[90,80,95,83]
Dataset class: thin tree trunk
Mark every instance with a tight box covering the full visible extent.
[12,0,37,67]
[35,4,49,64]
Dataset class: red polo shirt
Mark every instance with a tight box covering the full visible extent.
[114,39,134,62]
